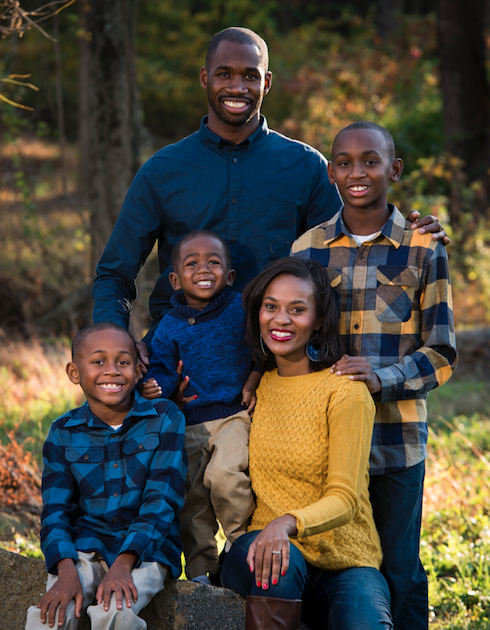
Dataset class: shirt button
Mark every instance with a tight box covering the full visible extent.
[359,252,364,259]
[113,517,118,523]
[232,157,238,163]
[357,288,361,294]
[231,198,237,204]
[113,492,119,497]
[138,444,144,449]
[84,455,89,460]
[188,317,195,325]
[354,324,360,330]
[230,238,236,244]
[113,463,118,469]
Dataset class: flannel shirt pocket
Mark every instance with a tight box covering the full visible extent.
[376,266,419,323]
[66,446,105,496]
[123,433,160,488]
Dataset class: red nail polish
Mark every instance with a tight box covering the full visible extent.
[257,581,261,587]
[263,583,268,590]
[281,570,286,576]
[272,578,277,585]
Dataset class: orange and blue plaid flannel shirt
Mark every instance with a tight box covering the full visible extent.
[292,205,457,475]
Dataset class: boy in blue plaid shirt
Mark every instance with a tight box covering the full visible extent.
[292,122,457,630]
[25,322,187,630]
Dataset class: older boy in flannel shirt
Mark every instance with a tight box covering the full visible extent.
[292,122,457,630]
[25,322,186,630]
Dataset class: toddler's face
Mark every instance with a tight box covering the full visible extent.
[170,235,235,310]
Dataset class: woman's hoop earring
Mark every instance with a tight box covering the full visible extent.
[306,336,329,362]
[260,332,269,356]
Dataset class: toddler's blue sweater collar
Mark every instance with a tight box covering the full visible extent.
[170,288,237,324]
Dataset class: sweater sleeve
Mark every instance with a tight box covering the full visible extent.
[288,380,375,538]
[144,321,180,397]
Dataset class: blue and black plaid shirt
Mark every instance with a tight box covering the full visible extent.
[292,205,457,475]
[40,392,187,577]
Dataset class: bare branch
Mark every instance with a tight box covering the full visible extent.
[0,0,76,40]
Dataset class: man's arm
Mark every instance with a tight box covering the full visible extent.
[118,402,187,564]
[334,243,457,401]
[92,165,164,329]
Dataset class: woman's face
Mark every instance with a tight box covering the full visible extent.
[259,274,320,376]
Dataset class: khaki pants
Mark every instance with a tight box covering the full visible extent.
[181,410,255,579]
[25,551,166,630]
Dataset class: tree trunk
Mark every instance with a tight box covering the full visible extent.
[437,0,489,216]
[78,0,141,273]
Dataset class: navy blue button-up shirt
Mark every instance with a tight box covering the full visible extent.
[92,116,341,343]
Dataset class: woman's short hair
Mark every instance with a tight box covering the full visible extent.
[242,257,343,371]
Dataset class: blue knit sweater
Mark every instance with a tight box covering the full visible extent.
[145,289,253,425]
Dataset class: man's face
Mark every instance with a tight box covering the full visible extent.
[200,40,272,129]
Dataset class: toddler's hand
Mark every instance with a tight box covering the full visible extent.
[141,379,162,399]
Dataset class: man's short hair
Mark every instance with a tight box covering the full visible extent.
[206,27,269,71]
[72,322,136,360]
[171,230,232,271]
[333,121,396,161]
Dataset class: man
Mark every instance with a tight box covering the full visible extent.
[92,27,445,366]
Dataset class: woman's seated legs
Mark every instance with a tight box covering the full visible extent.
[221,530,309,600]
[223,531,393,630]
[303,566,393,630]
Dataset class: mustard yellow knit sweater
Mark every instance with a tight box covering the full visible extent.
[248,369,382,571]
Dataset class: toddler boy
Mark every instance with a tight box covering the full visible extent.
[141,230,259,585]
[25,322,186,630]
[292,122,457,630]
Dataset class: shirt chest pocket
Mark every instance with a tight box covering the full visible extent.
[123,433,160,488]
[66,447,105,497]
[376,266,419,322]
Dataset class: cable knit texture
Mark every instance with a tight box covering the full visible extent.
[248,369,382,571]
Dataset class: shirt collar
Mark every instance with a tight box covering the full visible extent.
[323,204,406,249]
[198,115,269,154]
[64,390,159,429]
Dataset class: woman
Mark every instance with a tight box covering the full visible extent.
[221,258,393,630]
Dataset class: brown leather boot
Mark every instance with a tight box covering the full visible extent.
[245,596,302,630]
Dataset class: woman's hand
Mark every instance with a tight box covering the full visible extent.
[246,515,298,590]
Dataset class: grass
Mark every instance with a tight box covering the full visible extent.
[0,343,489,627]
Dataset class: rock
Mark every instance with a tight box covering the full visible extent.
[0,547,311,629]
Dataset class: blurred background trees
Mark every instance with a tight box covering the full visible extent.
[0,0,489,336]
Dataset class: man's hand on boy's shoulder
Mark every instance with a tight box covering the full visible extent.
[96,552,139,612]
[331,355,381,395]
[38,558,83,628]
[406,210,450,246]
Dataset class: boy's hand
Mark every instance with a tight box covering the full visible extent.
[241,371,262,414]
[38,558,83,628]
[406,210,450,245]
[171,360,198,409]
[96,552,138,612]
[140,379,162,400]
[136,341,150,375]
[331,354,381,394]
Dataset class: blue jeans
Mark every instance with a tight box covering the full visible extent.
[222,531,393,630]
[369,461,428,630]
